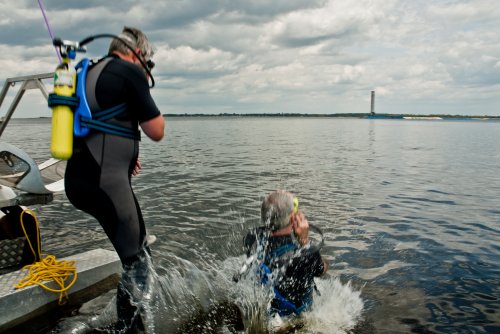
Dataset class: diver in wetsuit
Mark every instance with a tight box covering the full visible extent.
[244,191,327,319]
[64,26,164,332]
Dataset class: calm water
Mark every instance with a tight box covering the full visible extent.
[1,117,499,333]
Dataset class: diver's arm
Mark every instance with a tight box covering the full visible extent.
[291,211,310,247]
[131,159,141,176]
[140,114,164,141]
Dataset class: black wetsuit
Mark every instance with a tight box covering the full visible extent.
[64,54,160,330]
[65,54,160,262]
[245,228,325,315]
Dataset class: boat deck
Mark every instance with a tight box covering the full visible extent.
[0,248,120,332]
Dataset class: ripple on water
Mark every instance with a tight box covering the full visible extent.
[3,118,499,333]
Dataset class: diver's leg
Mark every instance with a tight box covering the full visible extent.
[67,136,153,332]
[116,248,153,332]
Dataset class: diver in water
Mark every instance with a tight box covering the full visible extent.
[243,190,328,323]
[64,26,164,332]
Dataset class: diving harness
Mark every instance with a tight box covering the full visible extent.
[47,34,155,160]
[234,224,325,317]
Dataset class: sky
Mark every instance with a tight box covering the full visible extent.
[0,0,499,117]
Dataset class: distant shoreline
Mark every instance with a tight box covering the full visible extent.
[7,113,500,120]
[162,113,500,119]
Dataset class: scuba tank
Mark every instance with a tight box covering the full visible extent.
[49,39,85,160]
[50,61,76,160]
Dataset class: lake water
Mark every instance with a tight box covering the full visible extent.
[1,117,499,333]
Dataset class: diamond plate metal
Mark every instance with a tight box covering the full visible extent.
[0,248,121,330]
[0,238,25,269]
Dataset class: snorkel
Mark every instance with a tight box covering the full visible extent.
[293,197,299,214]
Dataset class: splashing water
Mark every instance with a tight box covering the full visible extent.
[52,253,363,333]
[226,254,364,334]
[303,278,364,333]
[51,223,363,334]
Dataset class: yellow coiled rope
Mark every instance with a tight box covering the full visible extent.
[15,209,77,304]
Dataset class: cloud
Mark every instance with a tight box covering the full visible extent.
[1,0,499,116]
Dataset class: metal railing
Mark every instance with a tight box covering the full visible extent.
[0,73,54,137]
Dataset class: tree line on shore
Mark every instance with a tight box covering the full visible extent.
[163,113,500,119]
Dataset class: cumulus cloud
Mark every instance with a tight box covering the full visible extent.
[0,0,499,116]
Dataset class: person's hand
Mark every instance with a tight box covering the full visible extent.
[291,211,310,246]
[132,159,142,176]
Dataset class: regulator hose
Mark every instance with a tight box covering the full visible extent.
[79,33,155,88]
[308,223,324,250]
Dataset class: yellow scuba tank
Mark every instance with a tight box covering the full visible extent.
[50,61,76,160]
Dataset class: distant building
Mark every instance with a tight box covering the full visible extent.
[370,90,375,115]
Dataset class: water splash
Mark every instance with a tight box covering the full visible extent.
[51,252,363,334]
[302,278,364,333]
[226,255,364,334]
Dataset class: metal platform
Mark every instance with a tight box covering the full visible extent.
[0,248,121,332]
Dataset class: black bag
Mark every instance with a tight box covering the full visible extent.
[0,205,41,270]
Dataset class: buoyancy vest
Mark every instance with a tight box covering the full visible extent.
[48,57,140,140]
[75,57,140,140]
[259,243,313,317]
